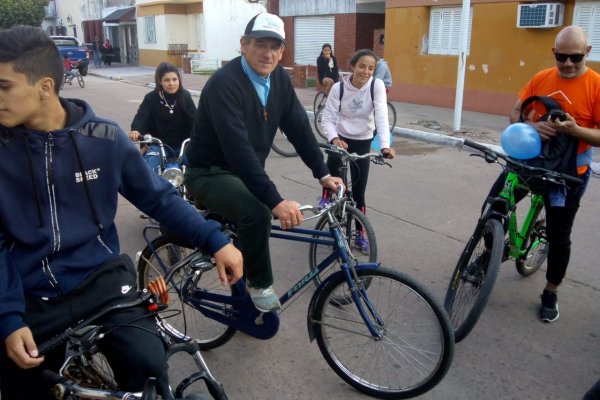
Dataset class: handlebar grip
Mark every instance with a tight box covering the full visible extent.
[462,139,490,153]
[560,172,584,186]
[38,331,68,356]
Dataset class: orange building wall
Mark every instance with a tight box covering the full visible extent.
[385,1,600,115]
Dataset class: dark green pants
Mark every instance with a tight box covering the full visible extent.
[185,167,273,287]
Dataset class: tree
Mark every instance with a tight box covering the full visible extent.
[0,0,48,29]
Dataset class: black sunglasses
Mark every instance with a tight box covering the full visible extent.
[554,52,586,63]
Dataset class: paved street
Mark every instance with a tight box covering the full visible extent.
[63,73,599,400]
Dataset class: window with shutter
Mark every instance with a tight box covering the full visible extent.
[427,6,473,56]
[573,2,600,62]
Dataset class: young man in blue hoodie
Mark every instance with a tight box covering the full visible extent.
[0,25,243,399]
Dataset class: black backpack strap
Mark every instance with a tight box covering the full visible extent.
[338,81,344,112]
[519,95,563,122]
[370,77,375,105]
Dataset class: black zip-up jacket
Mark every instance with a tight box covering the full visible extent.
[186,56,329,209]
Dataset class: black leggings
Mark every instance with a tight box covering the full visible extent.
[0,256,169,400]
[326,136,372,212]
[486,170,589,286]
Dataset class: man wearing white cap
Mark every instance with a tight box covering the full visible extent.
[185,13,343,312]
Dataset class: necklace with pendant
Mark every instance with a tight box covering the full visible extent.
[159,91,177,114]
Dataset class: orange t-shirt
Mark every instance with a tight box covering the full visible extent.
[519,67,600,157]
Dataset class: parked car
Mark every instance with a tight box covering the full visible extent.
[51,36,90,76]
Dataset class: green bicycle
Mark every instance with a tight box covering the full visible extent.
[444,139,582,343]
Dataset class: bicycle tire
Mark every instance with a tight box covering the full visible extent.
[137,235,237,350]
[444,218,503,342]
[77,73,85,88]
[308,205,377,287]
[387,101,396,131]
[271,129,298,157]
[61,351,118,395]
[313,90,327,112]
[312,267,454,399]
[515,206,548,277]
[313,107,328,141]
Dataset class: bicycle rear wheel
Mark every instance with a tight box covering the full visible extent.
[312,267,454,399]
[137,235,237,350]
[387,101,396,131]
[444,218,503,342]
[313,90,327,112]
[308,204,377,286]
[77,73,85,88]
[271,128,298,157]
[516,207,548,277]
[313,107,327,141]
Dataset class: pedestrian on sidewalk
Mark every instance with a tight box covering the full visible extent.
[100,39,113,67]
[316,43,339,95]
[92,36,101,67]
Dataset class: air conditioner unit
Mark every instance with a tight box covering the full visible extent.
[517,3,564,28]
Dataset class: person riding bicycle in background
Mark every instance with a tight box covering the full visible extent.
[62,54,77,85]
[0,26,243,400]
[489,25,600,323]
[374,56,392,92]
[184,13,343,313]
[318,49,396,254]
[317,43,339,95]
[128,62,196,174]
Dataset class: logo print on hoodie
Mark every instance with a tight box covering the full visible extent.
[348,99,363,113]
[75,168,100,183]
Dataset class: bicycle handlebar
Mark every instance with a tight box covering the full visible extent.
[461,139,583,186]
[319,143,392,167]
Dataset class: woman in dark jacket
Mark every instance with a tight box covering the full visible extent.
[317,43,339,94]
[129,62,196,173]
[100,39,114,66]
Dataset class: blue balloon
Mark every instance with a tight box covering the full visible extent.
[500,123,541,160]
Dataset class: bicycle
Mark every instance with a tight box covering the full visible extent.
[314,100,397,141]
[444,139,583,343]
[62,69,85,88]
[38,271,228,400]
[135,135,190,199]
[137,189,454,399]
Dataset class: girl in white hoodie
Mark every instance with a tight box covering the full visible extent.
[320,49,396,254]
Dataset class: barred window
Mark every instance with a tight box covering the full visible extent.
[144,15,156,44]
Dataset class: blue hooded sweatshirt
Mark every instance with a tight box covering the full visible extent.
[0,98,230,340]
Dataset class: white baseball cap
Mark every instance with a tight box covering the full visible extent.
[244,13,285,44]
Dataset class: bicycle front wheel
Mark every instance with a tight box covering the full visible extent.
[516,207,548,277]
[313,90,327,112]
[308,204,377,285]
[77,73,85,88]
[313,107,327,140]
[387,101,397,131]
[312,267,454,399]
[137,235,237,350]
[444,218,503,342]
[271,129,298,157]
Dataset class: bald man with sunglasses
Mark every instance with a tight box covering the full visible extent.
[504,25,600,323]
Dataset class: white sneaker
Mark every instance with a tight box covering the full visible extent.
[247,284,281,312]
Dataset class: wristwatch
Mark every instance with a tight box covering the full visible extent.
[319,174,331,184]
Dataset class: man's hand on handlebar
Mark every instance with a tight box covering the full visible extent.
[213,243,243,287]
[5,327,44,369]
[321,175,344,193]
[272,199,303,230]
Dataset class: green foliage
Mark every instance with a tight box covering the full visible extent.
[0,0,48,29]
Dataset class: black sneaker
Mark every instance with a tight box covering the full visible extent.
[539,290,559,323]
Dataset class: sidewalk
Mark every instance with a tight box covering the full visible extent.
[89,63,509,146]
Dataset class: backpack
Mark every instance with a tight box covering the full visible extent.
[516,95,579,193]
